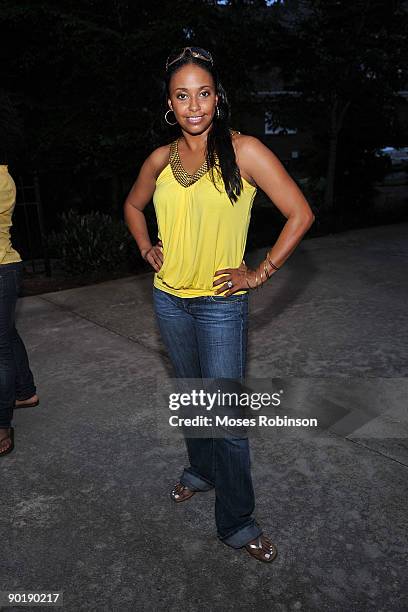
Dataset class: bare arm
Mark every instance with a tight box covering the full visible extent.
[123,146,169,271]
[238,135,315,265]
[214,135,315,294]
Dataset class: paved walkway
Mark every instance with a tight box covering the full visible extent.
[1,223,407,611]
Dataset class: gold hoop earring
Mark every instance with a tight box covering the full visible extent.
[165,109,178,126]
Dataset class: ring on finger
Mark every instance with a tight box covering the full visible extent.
[227,280,233,289]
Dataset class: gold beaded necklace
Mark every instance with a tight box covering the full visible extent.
[169,138,210,188]
[169,130,240,188]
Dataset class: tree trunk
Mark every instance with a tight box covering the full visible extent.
[323,96,351,229]
[324,123,338,212]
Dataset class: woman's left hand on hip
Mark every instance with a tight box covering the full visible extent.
[213,261,249,296]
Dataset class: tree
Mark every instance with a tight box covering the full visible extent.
[258,0,408,227]
[0,0,267,217]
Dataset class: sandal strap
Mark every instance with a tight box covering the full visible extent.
[246,536,275,550]
[247,538,263,550]
[0,431,12,444]
[173,483,186,492]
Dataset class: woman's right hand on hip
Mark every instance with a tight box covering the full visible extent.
[141,240,163,272]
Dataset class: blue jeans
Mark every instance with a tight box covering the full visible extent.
[153,286,262,548]
[0,261,36,428]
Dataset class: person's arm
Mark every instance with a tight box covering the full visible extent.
[0,167,17,262]
[214,136,315,294]
[123,146,168,272]
[0,166,17,213]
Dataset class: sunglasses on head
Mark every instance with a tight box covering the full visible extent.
[166,47,213,71]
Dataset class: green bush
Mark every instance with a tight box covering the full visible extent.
[49,209,138,275]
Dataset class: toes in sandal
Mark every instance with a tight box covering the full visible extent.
[170,482,196,503]
[245,535,278,563]
[0,427,14,457]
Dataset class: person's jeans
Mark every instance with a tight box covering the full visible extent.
[153,286,262,548]
[0,261,36,428]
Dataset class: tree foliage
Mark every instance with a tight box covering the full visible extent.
[258,0,408,221]
[0,0,406,229]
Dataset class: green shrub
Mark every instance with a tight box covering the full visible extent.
[49,209,138,275]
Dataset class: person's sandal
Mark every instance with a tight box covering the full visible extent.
[15,395,39,409]
[170,482,196,503]
[245,535,278,563]
[0,427,14,457]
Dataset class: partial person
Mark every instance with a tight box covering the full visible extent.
[0,164,38,457]
[124,47,315,562]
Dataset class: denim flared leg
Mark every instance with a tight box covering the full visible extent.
[153,287,261,547]
[153,287,216,491]
[191,293,262,547]
[0,262,36,428]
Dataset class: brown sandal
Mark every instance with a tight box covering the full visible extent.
[0,427,14,457]
[245,535,278,563]
[15,396,39,409]
[170,482,196,503]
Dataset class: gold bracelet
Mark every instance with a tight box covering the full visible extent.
[245,271,256,290]
[264,261,270,280]
[265,258,274,276]
[266,252,280,271]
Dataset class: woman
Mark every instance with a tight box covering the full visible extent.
[0,163,39,457]
[124,46,315,562]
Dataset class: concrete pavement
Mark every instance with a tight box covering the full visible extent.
[1,222,407,611]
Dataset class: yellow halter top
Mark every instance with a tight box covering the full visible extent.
[153,137,257,298]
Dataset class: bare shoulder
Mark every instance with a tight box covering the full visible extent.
[146,143,172,178]
[231,132,274,159]
[231,132,282,185]
[125,143,172,209]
